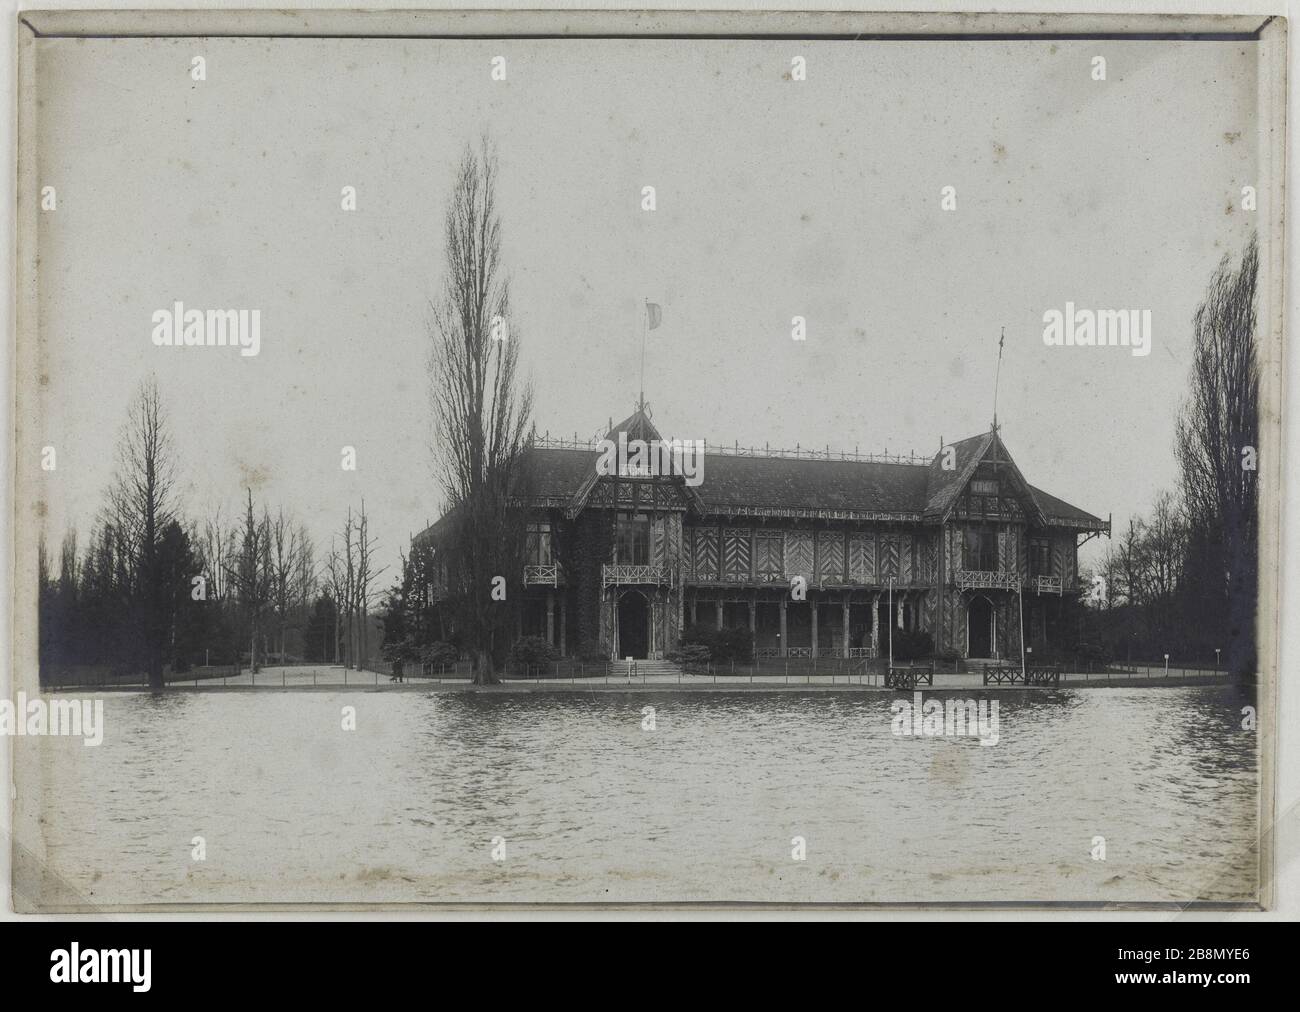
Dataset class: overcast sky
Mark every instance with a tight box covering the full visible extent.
[33,35,1260,577]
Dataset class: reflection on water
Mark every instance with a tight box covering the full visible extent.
[24,686,1259,905]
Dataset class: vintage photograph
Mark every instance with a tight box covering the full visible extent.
[9,10,1283,910]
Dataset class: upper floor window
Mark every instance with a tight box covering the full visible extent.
[616,513,651,565]
[971,479,999,496]
[526,522,553,566]
[962,525,998,572]
[1029,540,1051,578]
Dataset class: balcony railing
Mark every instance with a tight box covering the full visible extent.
[602,563,674,588]
[523,563,563,587]
[954,570,1067,594]
[954,570,1020,592]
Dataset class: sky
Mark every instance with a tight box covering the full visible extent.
[32,35,1261,579]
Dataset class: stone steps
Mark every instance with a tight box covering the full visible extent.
[619,660,682,676]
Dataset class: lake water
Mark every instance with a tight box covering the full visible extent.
[17,685,1260,907]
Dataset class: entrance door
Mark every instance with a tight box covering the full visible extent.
[617,591,650,659]
[968,597,994,657]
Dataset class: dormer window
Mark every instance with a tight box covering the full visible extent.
[971,479,999,496]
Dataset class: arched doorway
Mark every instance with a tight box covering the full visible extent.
[968,596,994,658]
[617,591,650,659]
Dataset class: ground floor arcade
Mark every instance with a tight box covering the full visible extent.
[518,582,1071,661]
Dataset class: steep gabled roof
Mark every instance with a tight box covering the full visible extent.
[698,454,930,516]
[923,430,993,520]
[562,407,707,519]
[415,416,1106,541]
[1027,484,1106,527]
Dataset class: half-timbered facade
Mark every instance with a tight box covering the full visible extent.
[417,408,1109,661]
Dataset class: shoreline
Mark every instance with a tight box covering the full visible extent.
[40,675,1243,694]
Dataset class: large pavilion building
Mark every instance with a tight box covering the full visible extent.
[418,407,1109,662]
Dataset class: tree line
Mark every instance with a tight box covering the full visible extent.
[1082,235,1259,679]
[38,377,387,689]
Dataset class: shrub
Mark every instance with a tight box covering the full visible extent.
[420,641,459,668]
[680,623,753,664]
[890,629,934,661]
[381,634,416,664]
[667,643,712,670]
[512,635,558,666]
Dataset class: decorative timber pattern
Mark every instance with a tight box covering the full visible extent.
[754,531,784,580]
[784,531,814,580]
[722,528,752,582]
[999,528,1018,576]
[1051,537,1070,588]
[879,535,900,581]
[817,532,844,583]
[659,515,683,582]
[694,527,719,582]
[924,537,939,584]
[848,534,875,582]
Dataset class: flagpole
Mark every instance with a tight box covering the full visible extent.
[1019,582,1026,680]
[992,326,1005,431]
[638,299,648,413]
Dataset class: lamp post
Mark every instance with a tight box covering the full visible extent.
[1018,583,1026,680]
[1215,648,1221,677]
[1164,653,1169,678]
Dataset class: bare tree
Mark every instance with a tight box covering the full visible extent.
[105,375,178,691]
[1175,233,1259,677]
[324,539,348,666]
[199,506,234,603]
[427,138,534,684]
[354,501,387,670]
[225,489,272,673]
[294,521,317,615]
[269,508,302,661]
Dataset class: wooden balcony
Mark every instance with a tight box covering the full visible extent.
[954,570,1068,594]
[602,563,674,588]
[954,569,1020,591]
[523,563,564,587]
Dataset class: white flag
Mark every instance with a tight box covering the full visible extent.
[645,302,662,330]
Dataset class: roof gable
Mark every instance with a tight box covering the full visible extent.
[420,414,1108,534]
[562,407,707,519]
[926,429,1049,526]
[923,430,993,520]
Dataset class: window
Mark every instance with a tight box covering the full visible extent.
[526,522,553,566]
[616,513,651,565]
[971,479,999,496]
[1029,540,1051,578]
[962,525,998,571]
